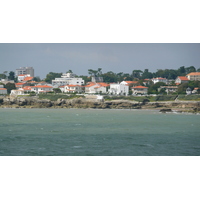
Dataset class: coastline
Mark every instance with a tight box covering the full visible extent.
[0,96,200,114]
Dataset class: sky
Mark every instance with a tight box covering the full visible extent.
[0,43,200,79]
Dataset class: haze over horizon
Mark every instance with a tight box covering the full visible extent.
[0,43,200,79]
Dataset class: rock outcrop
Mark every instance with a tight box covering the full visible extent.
[0,96,200,113]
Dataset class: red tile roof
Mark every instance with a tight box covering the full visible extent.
[187,72,200,76]
[23,77,34,81]
[132,86,148,89]
[33,85,53,88]
[15,82,26,85]
[0,88,7,90]
[177,76,189,81]
[22,86,32,91]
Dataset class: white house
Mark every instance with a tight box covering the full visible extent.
[175,76,189,85]
[52,73,85,86]
[17,74,31,82]
[31,85,53,94]
[132,86,148,95]
[186,72,200,81]
[109,83,129,96]
[0,85,7,95]
[120,81,138,86]
[152,77,167,84]
[85,82,109,94]
[10,89,25,96]
[64,85,83,93]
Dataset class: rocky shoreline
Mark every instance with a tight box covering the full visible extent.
[0,96,200,113]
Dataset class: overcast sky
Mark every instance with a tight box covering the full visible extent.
[0,43,200,79]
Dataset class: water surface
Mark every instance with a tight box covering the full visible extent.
[0,108,199,156]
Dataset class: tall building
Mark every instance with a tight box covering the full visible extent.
[15,67,34,77]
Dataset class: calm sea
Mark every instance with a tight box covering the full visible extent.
[0,108,200,156]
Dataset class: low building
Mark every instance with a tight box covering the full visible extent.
[15,82,27,89]
[186,72,200,81]
[132,86,148,95]
[152,77,167,84]
[10,89,25,96]
[109,83,129,96]
[85,82,109,94]
[192,87,199,94]
[31,85,53,94]
[0,85,7,95]
[175,76,189,85]
[64,85,83,93]
[120,81,138,86]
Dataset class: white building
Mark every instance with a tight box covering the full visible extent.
[0,85,7,95]
[186,72,200,81]
[132,86,148,95]
[175,76,189,85]
[109,83,129,96]
[16,67,34,77]
[64,85,83,93]
[85,82,109,94]
[152,77,167,84]
[31,85,53,94]
[52,73,85,86]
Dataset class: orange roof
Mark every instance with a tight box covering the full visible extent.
[98,82,110,87]
[125,81,138,84]
[0,88,7,90]
[132,86,148,89]
[177,76,189,81]
[33,85,53,88]
[15,82,26,85]
[186,72,200,76]
[18,74,27,76]
[85,82,96,87]
[23,77,34,81]
[22,86,32,90]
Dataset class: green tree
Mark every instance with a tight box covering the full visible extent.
[185,66,196,74]
[8,71,15,80]
[66,69,73,73]
[102,71,118,83]
[45,72,62,83]
[148,82,166,94]
[132,70,143,79]
[5,83,16,94]
[33,76,41,82]
[141,69,153,79]
[0,74,7,79]
[53,88,62,93]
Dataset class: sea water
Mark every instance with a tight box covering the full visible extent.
[0,108,200,156]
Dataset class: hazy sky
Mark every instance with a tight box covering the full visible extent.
[0,43,200,78]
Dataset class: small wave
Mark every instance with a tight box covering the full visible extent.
[73,146,82,148]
